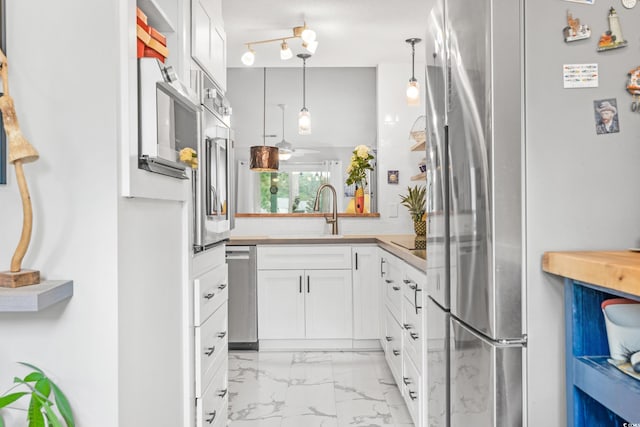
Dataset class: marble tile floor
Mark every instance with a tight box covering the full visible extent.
[228,350,415,427]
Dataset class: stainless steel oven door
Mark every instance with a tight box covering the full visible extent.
[194,107,233,251]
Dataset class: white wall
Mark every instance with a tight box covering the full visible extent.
[0,0,120,425]
[232,63,425,236]
[525,2,640,425]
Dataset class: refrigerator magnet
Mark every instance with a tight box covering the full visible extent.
[594,98,620,135]
[563,11,591,42]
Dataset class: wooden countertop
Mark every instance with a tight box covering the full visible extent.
[228,234,426,271]
[542,250,640,297]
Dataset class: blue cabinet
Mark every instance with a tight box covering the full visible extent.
[565,279,640,426]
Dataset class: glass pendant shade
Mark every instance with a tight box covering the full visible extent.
[249,146,279,171]
[298,108,311,135]
[241,49,255,66]
[406,79,420,106]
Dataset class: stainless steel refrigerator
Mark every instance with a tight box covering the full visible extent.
[425,0,525,425]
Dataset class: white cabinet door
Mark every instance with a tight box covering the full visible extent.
[352,246,380,339]
[304,269,353,339]
[257,270,305,339]
[191,0,226,91]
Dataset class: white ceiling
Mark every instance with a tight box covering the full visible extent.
[222,0,432,68]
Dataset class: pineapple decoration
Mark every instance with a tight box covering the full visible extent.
[400,185,427,249]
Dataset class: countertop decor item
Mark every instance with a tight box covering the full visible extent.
[0,362,75,426]
[345,145,374,214]
[0,48,40,288]
[601,298,640,361]
[400,185,426,248]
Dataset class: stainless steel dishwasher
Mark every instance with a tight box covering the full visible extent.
[225,245,258,350]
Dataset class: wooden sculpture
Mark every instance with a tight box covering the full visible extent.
[0,48,40,287]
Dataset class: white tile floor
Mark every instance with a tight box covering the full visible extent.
[228,351,415,427]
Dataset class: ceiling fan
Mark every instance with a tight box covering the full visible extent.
[274,104,319,160]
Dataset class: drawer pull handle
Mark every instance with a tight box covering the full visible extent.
[392,286,401,291]
[385,279,394,284]
[206,410,217,423]
[217,388,228,398]
[218,283,227,290]
[403,377,412,385]
[409,284,417,290]
[385,336,393,342]
[217,331,227,338]
[403,279,411,284]
[392,349,400,356]
[409,391,418,401]
[403,323,412,330]
[414,286,422,314]
[381,258,386,277]
[204,292,215,300]
[410,332,419,340]
[205,346,216,356]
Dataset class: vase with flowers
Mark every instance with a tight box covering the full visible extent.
[345,145,375,214]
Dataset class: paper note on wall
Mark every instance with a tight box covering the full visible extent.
[563,63,599,88]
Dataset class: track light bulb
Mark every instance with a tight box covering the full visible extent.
[280,41,293,60]
[241,48,255,66]
[304,40,318,54]
[301,27,316,43]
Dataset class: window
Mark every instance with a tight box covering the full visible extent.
[258,169,330,213]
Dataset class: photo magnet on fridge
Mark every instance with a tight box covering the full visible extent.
[594,98,620,135]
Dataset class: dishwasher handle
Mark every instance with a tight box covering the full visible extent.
[226,253,251,260]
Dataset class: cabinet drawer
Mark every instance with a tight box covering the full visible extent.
[384,276,402,323]
[257,245,352,270]
[402,352,421,426]
[195,263,228,326]
[384,307,403,387]
[196,358,229,427]
[403,265,426,309]
[402,296,423,371]
[195,303,228,397]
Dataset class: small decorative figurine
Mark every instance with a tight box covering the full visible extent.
[597,7,628,51]
[563,11,591,42]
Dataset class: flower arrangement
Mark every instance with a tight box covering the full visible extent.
[345,145,374,188]
[179,147,198,169]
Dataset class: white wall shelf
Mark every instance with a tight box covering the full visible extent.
[137,0,175,32]
[410,172,426,181]
[0,280,73,312]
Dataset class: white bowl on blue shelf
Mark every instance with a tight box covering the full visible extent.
[602,298,640,361]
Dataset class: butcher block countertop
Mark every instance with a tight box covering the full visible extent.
[542,250,640,297]
[228,234,426,271]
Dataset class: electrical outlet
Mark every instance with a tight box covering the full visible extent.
[388,203,398,218]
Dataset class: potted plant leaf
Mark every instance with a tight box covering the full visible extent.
[0,362,74,427]
[400,185,426,237]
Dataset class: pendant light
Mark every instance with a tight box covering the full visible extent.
[250,68,279,171]
[275,104,294,160]
[406,38,422,106]
[297,53,311,135]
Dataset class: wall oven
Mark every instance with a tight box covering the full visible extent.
[192,70,234,252]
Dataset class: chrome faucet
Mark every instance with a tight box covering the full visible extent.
[313,184,339,235]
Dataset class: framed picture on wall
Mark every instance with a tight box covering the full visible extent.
[0,0,5,185]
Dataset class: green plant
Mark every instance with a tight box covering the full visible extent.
[400,185,426,222]
[0,362,74,427]
[345,145,374,188]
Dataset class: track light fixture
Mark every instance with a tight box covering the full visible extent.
[406,38,422,106]
[241,22,319,65]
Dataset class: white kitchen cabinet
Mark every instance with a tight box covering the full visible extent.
[257,245,354,345]
[257,269,306,339]
[305,269,353,339]
[352,245,380,339]
[257,268,352,340]
[191,0,227,91]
